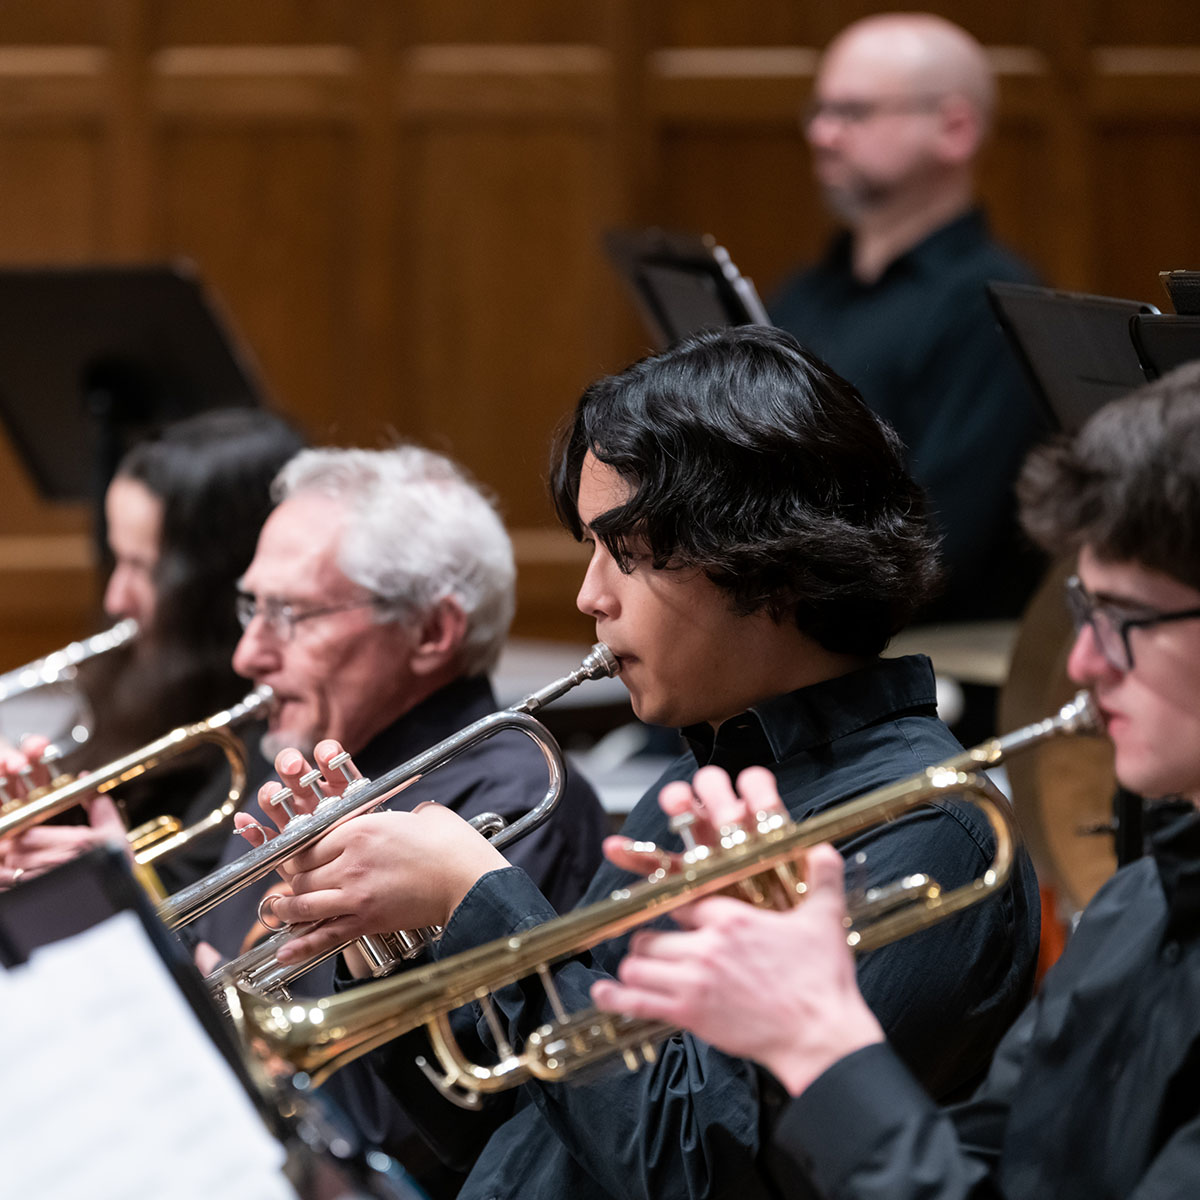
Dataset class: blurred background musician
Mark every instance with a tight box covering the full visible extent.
[771,13,1047,625]
[249,327,1040,1200]
[0,407,306,891]
[597,361,1200,1199]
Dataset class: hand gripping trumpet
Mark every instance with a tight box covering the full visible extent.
[158,644,619,984]
[226,691,1100,1098]
[0,685,273,898]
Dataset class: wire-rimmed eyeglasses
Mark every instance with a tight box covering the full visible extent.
[801,94,942,129]
[1065,574,1200,672]
[235,593,380,642]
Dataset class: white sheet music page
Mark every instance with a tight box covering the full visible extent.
[0,911,297,1200]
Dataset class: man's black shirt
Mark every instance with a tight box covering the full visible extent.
[771,210,1048,621]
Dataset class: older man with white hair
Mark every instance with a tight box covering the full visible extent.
[200,444,606,1198]
[772,13,1046,626]
[201,442,606,955]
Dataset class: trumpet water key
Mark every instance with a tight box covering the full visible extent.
[227,691,1100,1099]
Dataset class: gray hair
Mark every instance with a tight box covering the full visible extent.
[273,445,516,676]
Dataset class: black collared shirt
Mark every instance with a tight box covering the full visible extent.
[776,808,1200,1200]
[771,210,1047,621]
[384,655,1040,1200]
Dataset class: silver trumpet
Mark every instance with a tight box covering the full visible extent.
[155,644,619,990]
[0,619,139,757]
[210,810,509,1013]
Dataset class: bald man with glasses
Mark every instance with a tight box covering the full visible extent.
[773,13,1046,627]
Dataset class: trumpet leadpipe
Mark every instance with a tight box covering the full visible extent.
[162,643,619,931]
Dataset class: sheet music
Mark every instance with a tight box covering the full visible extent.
[0,911,297,1200]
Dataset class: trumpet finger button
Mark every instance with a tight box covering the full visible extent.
[268,786,298,821]
[297,768,327,799]
[326,751,363,784]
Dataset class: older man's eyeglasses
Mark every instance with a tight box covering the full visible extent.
[236,593,380,642]
[1065,575,1200,672]
[802,95,942,129]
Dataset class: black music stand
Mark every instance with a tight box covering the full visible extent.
[0,262,266,552]
[1130,313,1200,379]
[603,229,771,349]
[0,848,425,1200]
[987,281,1157,434]
[1159,270,1200,315]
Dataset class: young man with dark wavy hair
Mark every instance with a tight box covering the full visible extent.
[247,326,1040,1200]
[598,359,1200,1199]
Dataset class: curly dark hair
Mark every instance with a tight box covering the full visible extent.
[550,326,942,657]
[1018,360,1200,592]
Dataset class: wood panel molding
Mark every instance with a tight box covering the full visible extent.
[399,44,609,122]
[153,44,357,121]
[1091,47,1200,117]
[0,46,105,119]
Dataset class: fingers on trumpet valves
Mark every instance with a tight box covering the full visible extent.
[297,768,329,802]
[323,748,362,786]
[668,810,701,855]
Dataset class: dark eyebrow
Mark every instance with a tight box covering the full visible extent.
[1090,588,1159,613]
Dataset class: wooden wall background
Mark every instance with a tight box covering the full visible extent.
[0,0,1198,666]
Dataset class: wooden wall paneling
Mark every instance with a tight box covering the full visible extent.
[1031,0,1094,291]
[0,126,104,262]
[1090,124,1200,303]
[660,0,817,48]
[1090,0,1200,45]
[149,0,356,47]
[1086,47,1200,298]
[596,0,659,368]
[105,0,153,256]
[405,120,609,513]
[157,121,357,439]
[347,2,406,441]
[0,0,1197,662]
[410,3,604,46]
[976,57,1055,281]
[0,0,106,45]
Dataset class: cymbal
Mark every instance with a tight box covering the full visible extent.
[999,560,1116,914]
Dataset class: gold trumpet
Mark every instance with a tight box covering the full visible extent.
[227,691,1100,1097]
[0,686,273,898]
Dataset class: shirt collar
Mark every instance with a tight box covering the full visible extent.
[1151,807,1200,935]
[681,654,938,769]
[354,674,497,777]
[823,207,989,290]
